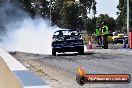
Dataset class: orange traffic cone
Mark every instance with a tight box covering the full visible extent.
[88,39,93,49]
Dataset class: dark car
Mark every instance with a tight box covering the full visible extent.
[51,29,84,56]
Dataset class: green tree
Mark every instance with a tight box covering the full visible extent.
[50,0,64,25]
[78,0,97,17]
[116,0,132,32]
[59,1,79,29]
[39,0,49,17]
[78,0,97,33]
[29,0,49,18]
[8,0,97,30]
[96,14,116,32]
[17,0,36,17]
[84,18,94,34]
[116,0,127,32]
[51,0,77,25]
[51,0,97,29]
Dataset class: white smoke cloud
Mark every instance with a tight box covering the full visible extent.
[0,0,88,54]
[0,18,62,54]
[0,0,64,54]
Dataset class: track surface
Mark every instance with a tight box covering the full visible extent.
[10,49,132,88]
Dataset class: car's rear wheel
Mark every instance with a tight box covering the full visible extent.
[52,49,56,56]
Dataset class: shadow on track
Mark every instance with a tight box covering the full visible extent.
[56,52,95,56]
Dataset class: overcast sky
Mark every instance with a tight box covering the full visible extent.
[96,0,119,18]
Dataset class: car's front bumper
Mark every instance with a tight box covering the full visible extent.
[113,38,128,43]
[53,45,84,52]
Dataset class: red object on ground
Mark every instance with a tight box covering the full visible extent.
[88,40,93,49]
[129,32,132,49]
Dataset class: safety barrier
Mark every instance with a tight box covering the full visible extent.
[0,48,51,88]
[0,56,23,88]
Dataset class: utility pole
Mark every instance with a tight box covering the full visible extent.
[127,0,130,48]
[50,0,52,25]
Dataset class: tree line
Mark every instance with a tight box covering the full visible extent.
[116,0,132,33]
[0,0,131,34]
[20,0,97,33]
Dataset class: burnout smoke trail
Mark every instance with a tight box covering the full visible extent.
[0,0,62,54]
[0,0,88,54]
[0,18,61,54]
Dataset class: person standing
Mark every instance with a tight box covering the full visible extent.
[95,26,102,45]
[102,22,109,49]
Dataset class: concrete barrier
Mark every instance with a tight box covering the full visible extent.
[0,48,51,88]
[0,56,23,88]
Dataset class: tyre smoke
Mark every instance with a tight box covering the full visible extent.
[0,0,61,54]
[0,18,62,54]
[0,0,87,54]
